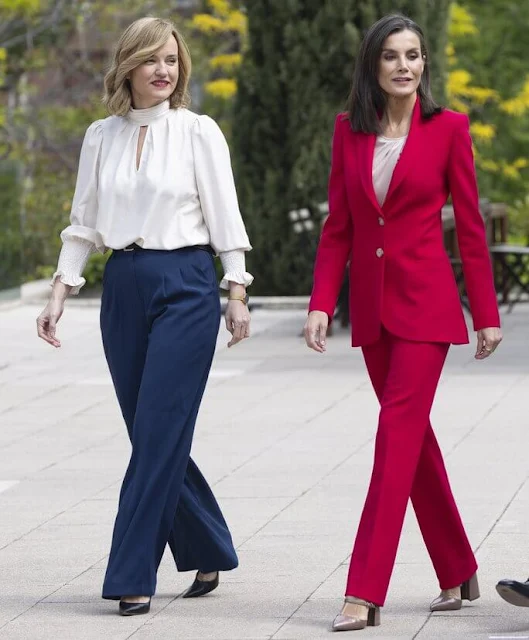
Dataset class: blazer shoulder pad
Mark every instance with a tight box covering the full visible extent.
[335,112,350,126]
[437,108,469,130]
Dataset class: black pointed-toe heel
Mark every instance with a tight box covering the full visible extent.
[181,571,219,598]
[119,598,151,616]
[496,578,529,607]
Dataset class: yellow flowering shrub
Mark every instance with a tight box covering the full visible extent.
[190,0,247,106]
[447,69,498,105]
[513,158,529,170]
[0,0,40,14]
[479,158,500,173]
[208,0,231,16]
[224,11,247,34]
[0,47,6,86]
[191,14,225,33]
[205,79,237,100]
[448,3,478,38]
[470,122,496,143]
[446,69,471,100]
[500,78,529,116]
[210,53,242,71]
[502,164,523,180]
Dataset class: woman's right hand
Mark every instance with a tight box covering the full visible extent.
[36,283,70,347]
[304,310,329,353]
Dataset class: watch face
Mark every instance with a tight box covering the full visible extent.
[244,293,250,305]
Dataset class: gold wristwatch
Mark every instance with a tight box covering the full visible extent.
[228,293,249,305]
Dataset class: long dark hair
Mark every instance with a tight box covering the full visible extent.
[346,14,442,134]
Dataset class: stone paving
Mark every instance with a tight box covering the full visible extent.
[0,298,529,639]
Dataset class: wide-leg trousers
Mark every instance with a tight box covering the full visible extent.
[100,246,238,600]
[345,326,477,606]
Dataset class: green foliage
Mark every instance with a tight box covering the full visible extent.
[83,251,110,289]
[448,0,529,241]
[184,0,246,136]
[0,0,203,290]
[35,252,110,291]
[21,165,74,281]
[508,196,529,246]
[0,0,41,20]
[233,0,450,295]
[0,161,22,289]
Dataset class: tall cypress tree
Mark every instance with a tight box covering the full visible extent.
[233,1,450,295]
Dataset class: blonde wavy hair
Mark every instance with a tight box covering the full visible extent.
[103,17,192,116]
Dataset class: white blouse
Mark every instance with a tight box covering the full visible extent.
[372,135,407,206]
[53,100,253,294]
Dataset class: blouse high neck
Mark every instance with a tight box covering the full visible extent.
[127,100,170,125]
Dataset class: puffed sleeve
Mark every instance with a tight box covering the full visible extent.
[191,115,253,289]
[51,120,104,294]
[447,114,500,329]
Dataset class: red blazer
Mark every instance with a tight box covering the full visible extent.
[309,99,500,347]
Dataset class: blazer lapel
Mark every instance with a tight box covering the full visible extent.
[383,98,423,209]
[355,131,382,213]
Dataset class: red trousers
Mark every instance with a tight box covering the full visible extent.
[346,327,477,605]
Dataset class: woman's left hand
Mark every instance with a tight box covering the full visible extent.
[225,300,251,348]
[475,327,502,360]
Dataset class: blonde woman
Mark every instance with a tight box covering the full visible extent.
[36,17,252,615]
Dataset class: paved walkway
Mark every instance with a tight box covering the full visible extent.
[0,299,528,639]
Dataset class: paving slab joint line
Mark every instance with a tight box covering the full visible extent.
[211,423,302,490]
[232,432,375,553]
[475,472,529,553]
[25,429,121,479]
[0,549,175,637]
[124,594,181,639]
[304,390,358,425]
[0,381,71,416]
[412,613,432,639]
[0,549,108,632]
[270,562,346,639]
[207,378,353,489]
[0,399,119,451]
[0,456,126,553]
[445,371,525,458]
[412,473,529,639]
[211,374,301,422]
[210,388,356,489]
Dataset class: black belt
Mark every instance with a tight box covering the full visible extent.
[121,243,214,255]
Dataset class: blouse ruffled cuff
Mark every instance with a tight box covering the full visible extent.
[51,271,87,296]
[218,249,254,290]
[219,271,254,290]
[50,237,94,295]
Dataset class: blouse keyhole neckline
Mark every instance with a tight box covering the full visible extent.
[136,125,148,172]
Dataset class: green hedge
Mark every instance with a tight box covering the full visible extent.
[0,161,22,292]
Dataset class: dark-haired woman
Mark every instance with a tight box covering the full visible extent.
[304,14,501,632]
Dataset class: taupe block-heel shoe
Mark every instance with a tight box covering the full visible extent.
[430,573,480,612]
[332,597,381,632]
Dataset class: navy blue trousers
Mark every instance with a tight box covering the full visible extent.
[100,247,238,600]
